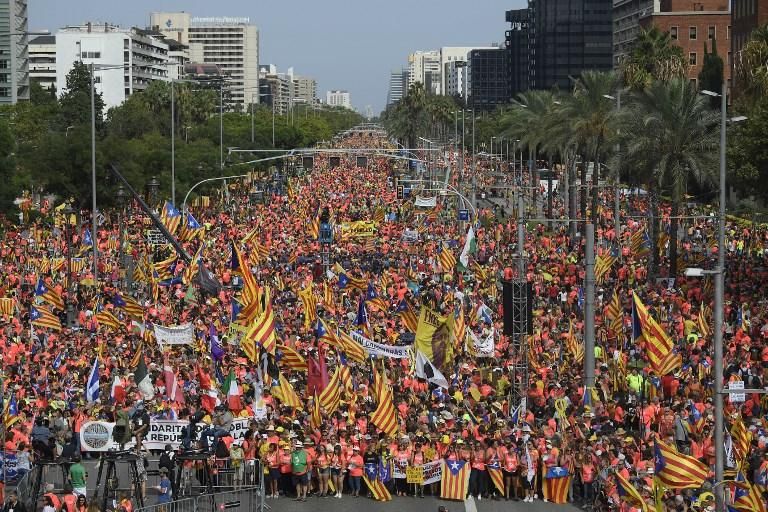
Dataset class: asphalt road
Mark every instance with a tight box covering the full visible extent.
[266,495,582,512]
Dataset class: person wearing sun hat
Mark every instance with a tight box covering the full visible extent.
[291,440,309,501]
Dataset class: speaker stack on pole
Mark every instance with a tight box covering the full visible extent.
[502,279,532,408]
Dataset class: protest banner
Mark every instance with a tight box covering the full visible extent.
[338,220,377,238]
[0,452,19,480]
[80,411,267,452]
[154,323,195,346]
[406,466,424,484]
[349,331,412,359]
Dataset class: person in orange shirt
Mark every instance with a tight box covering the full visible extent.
[329,444,346,498]
[347,446,364,497]
[469,440,487,500]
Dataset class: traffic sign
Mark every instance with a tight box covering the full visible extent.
[729,381,745,403]
[458,209,469,221]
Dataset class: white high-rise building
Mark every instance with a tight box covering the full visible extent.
[56,23,171,110]
[387,68,407,106]
[325,90,351,109]
[29,34,56,91]
[150,12,259,108]
[0,0,30,104]
[407,50,440,94]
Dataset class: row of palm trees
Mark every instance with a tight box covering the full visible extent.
[503,71,719,278]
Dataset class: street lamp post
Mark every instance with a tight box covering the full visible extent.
[116,184,127,288]
[63,204,76,328]
[90,63,98,284]
[604,92,622,243]
[700,85,747,512]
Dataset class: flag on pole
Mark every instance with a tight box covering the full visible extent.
[272,374,302,409]
[615,471,651,512]
[318,367,342,415]
[542,466,572,504]
[632,293,674,375]
[370,369,399,437]
[440,460,470,500]
[223,370,243,412]
[110,375,126,404]
[245,288,277,356]
[654,439,709,489]
[415,350,449,388]
[160,201,182,235]
[134,355,155,401]
[30,305,62,331]
[276,344,307,372]
[437,242,457,271]
[34,278,64,310]
[458,226,476,269]
[163,357,184,404]
[86,357,100,403]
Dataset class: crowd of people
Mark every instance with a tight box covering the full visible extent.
[0,129,766,512]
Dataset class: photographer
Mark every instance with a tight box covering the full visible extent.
[131,402,150,451]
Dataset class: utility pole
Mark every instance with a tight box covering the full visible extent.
[713,80,726,512]
[471,110,476,211]
[517,194,526,277]
[171,80,176,207]
[584,223,596,389]
[90,63,98,285]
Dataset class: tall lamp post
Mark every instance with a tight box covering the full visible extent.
[116,184,127,288]
[603,92,622,243]
[700,85,747,512]
[63,204,76,328]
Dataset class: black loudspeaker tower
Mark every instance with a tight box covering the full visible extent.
[356,156,368,167]
[502,280,531,337]
[302,156,314,169]
[330,156,341,169]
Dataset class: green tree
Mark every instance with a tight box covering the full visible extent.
[698,40,724,107]
[735,24,768,107]
[728,97,768,202]
[58,61,105,129]
[621,26,686,90]
[382,82,428,148]
[561,70,621,226]
[620,78,718,277]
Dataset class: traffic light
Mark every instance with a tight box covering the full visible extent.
[397,186,404,200]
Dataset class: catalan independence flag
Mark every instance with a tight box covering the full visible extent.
[338,331,367,364]
[363,462,392,501]
[607,289,623,337]
[487,461,505,496]
[0,298,16,318]
[94,310,121,331]
[112,293,145,320]
[615,471,651,512]
[365,283,389,312]
[160,201,182,235]
[630,229,651,257]
[272,374,302,409]
[654,439,709,489]
[731,472,767,512]
[276,344,307,372]
[396,299,418,332]
[440,460,470,500]
[543,466,572,504]
[632,293,674,375]
[35,278,64,311]
[30,305,62,331]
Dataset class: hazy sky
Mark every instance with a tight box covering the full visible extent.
[29,0,521,114]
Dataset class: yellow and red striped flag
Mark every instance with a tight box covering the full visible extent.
[542,466,573,504]
[245,288,277,356]
[30,306,62,331]
[319,367,342,415]
[362,464,392,501]
[731,415,753,467]
[654,439,709,489]
[487,461,505,496]
[595,253,616,284]
[632,293,674,375]
[440,460,471,500]
[272,374,302,409]
[277,344,307,372]
[298,286,318,330]
[0,298,16,318]
[310,393,322,430]
[338,331,367,364]
[94,310,121,331]
[437,242,457,271]
[370,369,399,437]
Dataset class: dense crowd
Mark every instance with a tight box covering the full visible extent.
[0,131,767,512]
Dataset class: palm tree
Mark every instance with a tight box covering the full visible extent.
[621,26,686,90]
[382,82,428,148]
[501,90,561,216]
[620,78,718,278]
[735,24,768,107]
[561,70,621,227]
